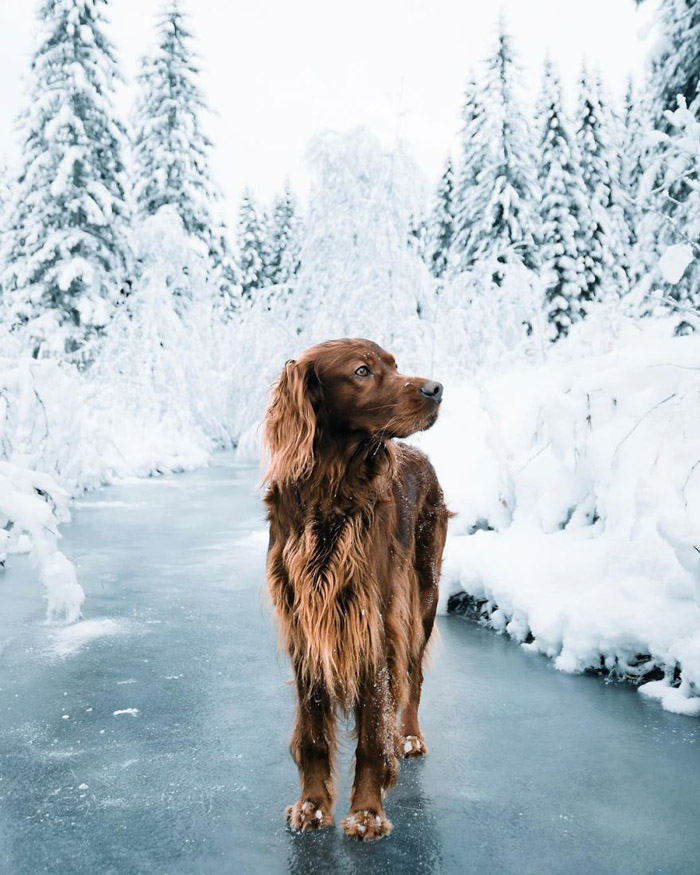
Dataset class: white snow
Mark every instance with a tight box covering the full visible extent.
[638,680,700,716]
[658,244,694,285]
[0,458,84,623]
[415,318,700,716]
[49,618,122,658]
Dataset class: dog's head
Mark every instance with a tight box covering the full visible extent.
[263,338,443,484]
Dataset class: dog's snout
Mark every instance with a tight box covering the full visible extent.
[419,380,443,403]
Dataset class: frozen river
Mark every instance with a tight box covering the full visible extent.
[1,455,700,874]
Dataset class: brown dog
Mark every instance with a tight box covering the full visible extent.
[263,338,448,840]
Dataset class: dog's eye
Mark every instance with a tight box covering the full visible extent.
[354,365,371,377]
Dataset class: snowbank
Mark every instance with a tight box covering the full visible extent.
[415,319,700,715]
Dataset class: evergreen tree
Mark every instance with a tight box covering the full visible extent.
[619,80,644,243]
[536,59,588,338]
[1,0,129,357]
[0,160,9,226]
[575,68,630,304]
[642,96,700,310]
[132,1,237,306]
[0,159,9,266]
[637,0,699,310]
[268,183,301,288]
[452,73,488,272]
[236,190,271,299]
[0,161,8,311]
[619,78,655,285]
[466,23,541,273]
[425,157,455,279]
[648,0,700,129]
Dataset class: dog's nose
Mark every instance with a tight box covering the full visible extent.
[419,380,443,403]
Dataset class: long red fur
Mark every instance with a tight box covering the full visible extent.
[263,338,449,839]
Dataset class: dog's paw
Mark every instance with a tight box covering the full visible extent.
[402,734,428,757]
[286,798,333,832]
[341,808,392,841]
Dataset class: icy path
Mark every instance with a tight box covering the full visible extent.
[1,456,700,875]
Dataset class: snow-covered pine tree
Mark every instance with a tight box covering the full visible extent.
[636,0,699,311]
[0,160,9,229]
[642,95,700,311]
[425,157,455,280]
[466,22,541,273]
[620,81,644,243]
[236,190,271,300]
[451,73,488,273]
[0,159,9,276]
[535,59,588,338]
[647,0,700,130]
[618,78,658,287]
[574,68,631,305]
[132,0,237,309]
[1,0,129,358]
[268,183,301,289]
[0,161,8,312]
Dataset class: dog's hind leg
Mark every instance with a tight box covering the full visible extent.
[400,582,438,757]
[286,670,336,831]
[401,495,448,757]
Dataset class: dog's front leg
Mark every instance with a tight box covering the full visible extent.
[286,669,336,831]
[342,666,397,840]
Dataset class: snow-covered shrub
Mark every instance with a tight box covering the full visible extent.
[0,461,83,623]
[294,127,434,373]
[432,259,548,381]
[92,207,239,468]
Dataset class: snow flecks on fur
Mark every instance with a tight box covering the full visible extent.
[341,808,392,841]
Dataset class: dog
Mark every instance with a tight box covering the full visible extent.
[263,338,448,840]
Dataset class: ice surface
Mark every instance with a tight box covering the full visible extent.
[1,461,699,874]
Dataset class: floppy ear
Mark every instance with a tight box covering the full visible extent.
[263,359,320,484]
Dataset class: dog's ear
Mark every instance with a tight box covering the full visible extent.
[263,359,321,485]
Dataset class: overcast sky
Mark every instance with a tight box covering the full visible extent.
[0,0,654,227]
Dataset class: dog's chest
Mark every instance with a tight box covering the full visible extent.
[282,502,376,592]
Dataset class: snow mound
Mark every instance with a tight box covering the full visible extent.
[417,323,700,716]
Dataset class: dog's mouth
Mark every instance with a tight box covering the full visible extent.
[422,410,439,430]
[380,408,439,440]
[415,410,439,433]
